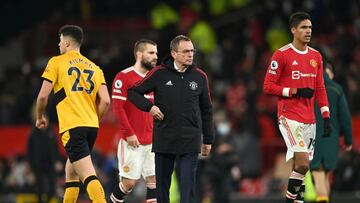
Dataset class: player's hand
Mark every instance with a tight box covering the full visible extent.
[35,115,48,129]
[126,135,140,148]
[201,144,212,157]
[150,105,164,120]
[344,145,352,151]
[295,88,314,98]
[54,161,63,172]
[323,118,332,137]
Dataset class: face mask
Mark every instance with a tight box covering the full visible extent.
[217,122,230,136]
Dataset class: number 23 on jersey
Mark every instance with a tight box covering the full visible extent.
[68,66,95,94]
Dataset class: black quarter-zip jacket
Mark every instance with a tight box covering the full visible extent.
[128,57,214,154]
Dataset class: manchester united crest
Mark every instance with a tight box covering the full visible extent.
[310,59,317,68]
[123,166,130,173]
[299,141,305,147]
[189,81,198,90]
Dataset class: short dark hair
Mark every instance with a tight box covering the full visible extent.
[289,12,311,28]
[134,39,157,59]
[170,35,191,51]
[58,25,83,46]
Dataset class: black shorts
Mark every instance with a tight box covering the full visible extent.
[61,127,98,163]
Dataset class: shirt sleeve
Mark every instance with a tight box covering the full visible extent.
[112,73,135,137]
[315,55,330,118]
[128,67,158,112]
[338,91,353,145]
[198,69,214,145]
[263,51,291,97]
[41,57,58,84]
[99,69,106,85]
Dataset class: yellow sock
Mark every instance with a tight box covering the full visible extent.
[63,181,80,203]
[316,196,329,202]
[84,175,106,203]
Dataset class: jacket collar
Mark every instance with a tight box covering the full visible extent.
[162,55,195,72]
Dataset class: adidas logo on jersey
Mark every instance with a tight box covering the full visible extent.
[165,80,173,86]
[292,60,298,65]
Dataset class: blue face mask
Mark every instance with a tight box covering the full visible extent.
[217,122,230,136]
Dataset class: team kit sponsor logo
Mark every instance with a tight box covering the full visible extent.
[165,80,173,86]
[292,59,317,79]
[268,59,318,77]
[292,71,316,79]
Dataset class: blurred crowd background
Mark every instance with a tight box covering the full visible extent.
[1,0,360,202]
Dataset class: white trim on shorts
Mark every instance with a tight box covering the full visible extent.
[278,116,316,162]
[117,139,155,180]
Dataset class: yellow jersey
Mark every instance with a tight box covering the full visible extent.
[42,50,106,133]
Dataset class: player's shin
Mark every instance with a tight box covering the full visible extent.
[286,170,305,203]
[84,175,106,203]
[294,182,305,203]
[110,182,131,203]
[63,180,81,203]
[146,182,157,203]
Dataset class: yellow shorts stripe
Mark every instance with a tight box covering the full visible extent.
[61,131,70,147]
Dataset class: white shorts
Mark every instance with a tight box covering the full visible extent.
[278,116,316,162]
[117,139,155,180]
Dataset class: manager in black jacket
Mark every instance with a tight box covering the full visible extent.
[128,35,214,203]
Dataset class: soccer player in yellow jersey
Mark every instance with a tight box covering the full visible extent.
[35,25,110,203]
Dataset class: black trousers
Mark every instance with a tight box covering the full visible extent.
[155,152,198,203]
[33,169,56,203]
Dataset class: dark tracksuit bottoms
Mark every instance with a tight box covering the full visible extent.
[155,152,198,203]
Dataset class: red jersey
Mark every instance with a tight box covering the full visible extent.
[112,67,154,144]
[263,43,329,124]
